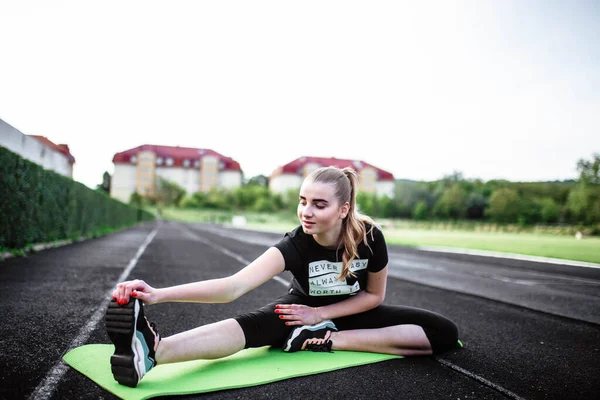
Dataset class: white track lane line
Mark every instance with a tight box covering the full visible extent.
[180,225,290,287]
[434,357,525,400]
[29,225,160,400]
[186,225,526,400]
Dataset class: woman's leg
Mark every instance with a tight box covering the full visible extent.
[156,318,246,364]
[155,292,306,364]
[329,324,433,356]
[328,305,459,355]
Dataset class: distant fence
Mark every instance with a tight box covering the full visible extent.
[0,146,154,250]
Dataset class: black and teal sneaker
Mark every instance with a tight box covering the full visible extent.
[283,320,337,353]
[105,298,160,387]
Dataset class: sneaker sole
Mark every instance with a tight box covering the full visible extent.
[105,299,142,387]
[283,320,337,352]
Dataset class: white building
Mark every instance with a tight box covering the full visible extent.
[111,144,243,203]
[0,118,75,178]
[269,156,395,198]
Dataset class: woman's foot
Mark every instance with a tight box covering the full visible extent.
[105,298,160,387]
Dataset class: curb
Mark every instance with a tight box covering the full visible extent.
[1,221,158,262]
[1,238,86,261]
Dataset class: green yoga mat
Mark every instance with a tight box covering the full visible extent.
[63,344,402,400]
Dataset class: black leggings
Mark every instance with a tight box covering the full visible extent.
[234,293,459,354]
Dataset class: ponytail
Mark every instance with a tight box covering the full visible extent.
[338,168,378,280]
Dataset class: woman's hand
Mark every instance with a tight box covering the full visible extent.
[275,304,320,326]
[112,279,158,305]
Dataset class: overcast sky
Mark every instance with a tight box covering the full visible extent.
[1,0,598,189]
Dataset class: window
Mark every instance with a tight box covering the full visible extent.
[166,157,174,166]
[194,160,200,168]
[156,157,164,165]
[131,156,137,164]
[183,159,190,167]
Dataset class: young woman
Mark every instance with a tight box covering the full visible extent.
[106,166,460,388]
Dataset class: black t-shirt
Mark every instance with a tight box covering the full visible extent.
[274,223,388,304]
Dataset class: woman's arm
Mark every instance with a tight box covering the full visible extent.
[113,247,285,305]
[277,265,388,326]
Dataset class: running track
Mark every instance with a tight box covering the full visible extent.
[1,221,598,400]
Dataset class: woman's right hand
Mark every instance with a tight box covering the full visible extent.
[112,279,158,305]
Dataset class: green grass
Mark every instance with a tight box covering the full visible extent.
[384,229,600,264]
[155,207,299,227]
[157,207,600,264]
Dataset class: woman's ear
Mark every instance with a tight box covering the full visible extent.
[340,202,350,219]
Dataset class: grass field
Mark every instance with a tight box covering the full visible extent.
[156,207,600,264]
[383,229,600,264]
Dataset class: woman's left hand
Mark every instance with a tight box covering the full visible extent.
[275,304,320,326]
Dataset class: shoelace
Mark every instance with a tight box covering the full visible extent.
[305,339,332,352]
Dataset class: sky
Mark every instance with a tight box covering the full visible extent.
[0,0,598,189]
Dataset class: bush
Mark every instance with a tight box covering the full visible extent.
[486,188,521,223]
[412,200,428,220]
[0,146,154,250]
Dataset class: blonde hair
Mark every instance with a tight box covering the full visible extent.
[304,166,380,280]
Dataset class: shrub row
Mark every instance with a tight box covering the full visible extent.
[0,146,154,250]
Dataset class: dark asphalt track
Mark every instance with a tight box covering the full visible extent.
[1,221,598,400]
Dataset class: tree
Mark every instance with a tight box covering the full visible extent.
[395,181,433,217]
[432,184,467,219]
[566,184,599,224]
[380,195,404,218]
[486,188,521,223]
[129,192,143,207]
[283,188,300,214]
[246,174,269,187]
[537,198,560,223]
[155,177,186,208]
[577,153,600,185]
[96,171,111,194]
[466,193,487,220]
[412,200,428,220]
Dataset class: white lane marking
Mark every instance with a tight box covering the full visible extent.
[29,226,160,400]
[180,225,290,288]
[434,357,526,400]
[390,258,600,286]
[417,246,600,269]
[190,225,526,400]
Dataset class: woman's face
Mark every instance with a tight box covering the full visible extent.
[297,181,347,235]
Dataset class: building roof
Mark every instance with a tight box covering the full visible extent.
[112,144,241,171]
[276,156,394,181]
[29,135,76,164]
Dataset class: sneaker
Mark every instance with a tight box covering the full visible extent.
[304,335,333,352]
[282,320,337,353]
[105,298,160,387]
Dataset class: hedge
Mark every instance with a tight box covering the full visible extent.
[0,146,154,250]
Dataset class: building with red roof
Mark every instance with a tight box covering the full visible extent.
[0,118,75,178]
[270,156,395,198]
[111,144,242,203]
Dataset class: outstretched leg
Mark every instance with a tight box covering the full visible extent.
[106,299,247,387]
[156,318,246,364]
